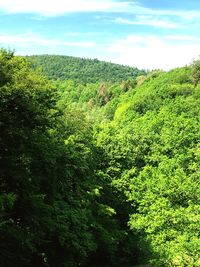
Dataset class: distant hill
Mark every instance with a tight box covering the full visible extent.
[27,55,145,83]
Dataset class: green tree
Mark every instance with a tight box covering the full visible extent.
[0,49,97,267]
[191,57,200,87]
[97,67,200,266]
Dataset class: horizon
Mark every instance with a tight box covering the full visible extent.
[0,0,200,70]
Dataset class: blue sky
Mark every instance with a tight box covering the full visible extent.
[0,0,200,70]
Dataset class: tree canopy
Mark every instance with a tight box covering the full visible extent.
[1,49,199,266]
[27,54,145,84]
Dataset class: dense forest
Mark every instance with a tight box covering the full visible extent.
[27,55,145,83]
[1,49,200,267]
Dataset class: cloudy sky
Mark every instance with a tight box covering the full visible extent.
[0,0,200,70]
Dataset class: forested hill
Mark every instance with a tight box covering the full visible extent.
[1,48,200,267]
[27,54,145,83]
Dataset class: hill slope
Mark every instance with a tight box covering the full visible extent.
[2,48,200,267]
[27,54,145,83]
[96,66,200,266]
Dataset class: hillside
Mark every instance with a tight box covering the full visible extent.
[96,66,200,266]
[1,48,200,267]
[27,54,145,83]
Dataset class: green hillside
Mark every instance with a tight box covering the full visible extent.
[96,66,200,266]
[27,54,145,83]
[1,49,200,267]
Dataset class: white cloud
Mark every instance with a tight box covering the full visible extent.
[105,35,200,70]
[63,32,102,37]
[165,35,200,42]
[1,32,199,70]
[114,16,181,29]
[0,33,95,49]
[150,10,200,20]
[0,0,131,16]
[0,0,199,19]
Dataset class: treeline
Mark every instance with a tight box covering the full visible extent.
[27,54,145,84]
[1,49,200,266]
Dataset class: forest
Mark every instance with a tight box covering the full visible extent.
[0,49,200,267]
[27,55,145,84]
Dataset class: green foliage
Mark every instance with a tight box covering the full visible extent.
[0,49,143,267]
[97,67,200,266]
[27,54,145,84]
[0,49,97,266]
[1,48,199,267]
[191,57,200,87]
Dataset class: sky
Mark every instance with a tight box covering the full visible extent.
[0,0,200,70]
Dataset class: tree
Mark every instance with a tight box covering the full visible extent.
[96,67,200,266]
[1,49,141,267]
[0,49,97,267]
[191,57,200,87]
